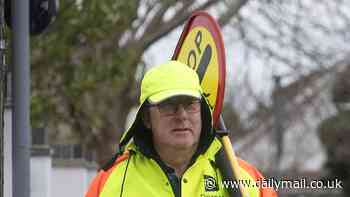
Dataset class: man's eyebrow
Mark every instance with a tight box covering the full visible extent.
[162,96,199,103]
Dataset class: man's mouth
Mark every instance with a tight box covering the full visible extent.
[172,128,192,133]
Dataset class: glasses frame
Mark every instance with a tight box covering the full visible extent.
[146,98,201,116]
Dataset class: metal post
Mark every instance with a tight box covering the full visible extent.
[12,0,30,196]
[0,0,6,195]
[272,75,284,172]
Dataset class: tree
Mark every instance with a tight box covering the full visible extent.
[219,0,350,170]
[318,62,350,195]
[31,0,249,165]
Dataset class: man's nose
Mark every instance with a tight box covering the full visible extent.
[174,104,188,117]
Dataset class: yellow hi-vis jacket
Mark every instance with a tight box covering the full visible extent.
[86,138,277,197]
[86,62,277,197]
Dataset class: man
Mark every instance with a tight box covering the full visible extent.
[86,60,277,197]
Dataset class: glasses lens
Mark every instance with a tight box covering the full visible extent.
[185,100,200,113]
[157,103,175,115]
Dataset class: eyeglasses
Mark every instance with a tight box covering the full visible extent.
[147,98,201,116]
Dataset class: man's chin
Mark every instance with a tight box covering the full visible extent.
[171,141,197,150]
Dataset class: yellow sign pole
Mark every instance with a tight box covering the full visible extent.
[218,117,249,197]
[172,11,248,197]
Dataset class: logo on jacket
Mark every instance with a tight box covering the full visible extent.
[204,175,219,191]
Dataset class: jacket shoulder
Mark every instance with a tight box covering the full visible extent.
[85,151,130,197]
[237,159,277,197]
[237,159,264,180]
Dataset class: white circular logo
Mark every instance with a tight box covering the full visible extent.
[204,176,217,191]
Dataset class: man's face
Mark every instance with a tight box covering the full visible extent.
[146,96,202,151]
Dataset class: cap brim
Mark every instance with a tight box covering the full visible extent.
[148,89,201,104]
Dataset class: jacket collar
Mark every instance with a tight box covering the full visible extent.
[127,136,222,164]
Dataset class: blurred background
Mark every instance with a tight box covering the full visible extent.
[1,0,349,196]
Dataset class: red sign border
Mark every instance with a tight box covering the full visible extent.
[172,11,226,127]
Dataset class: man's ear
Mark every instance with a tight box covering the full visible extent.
[142,108,151,129]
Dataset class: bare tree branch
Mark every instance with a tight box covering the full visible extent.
[218,0,249,27]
